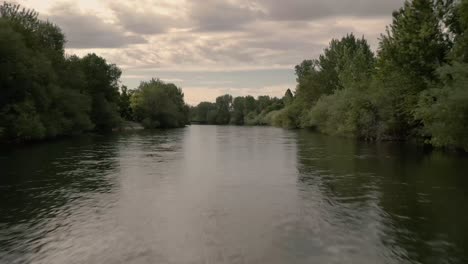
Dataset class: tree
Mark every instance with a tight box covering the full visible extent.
[0,3,93,141]
[372,0,451,139]
[283,89,294,106]
[414,0,468,150]
[244,95,256,114]
[231,96,246,125]
[131,79,189,128]
[119,86,133,120]
[80,54,122,131]
[191,102,216,123]
[303,36,377,138]
[256,96,272,113]
[294,34,373,106]
[189,94,284,126]
[449,0,468,61]
[415,63,468,151]
[215,94,232,125]
[278,34,375,129]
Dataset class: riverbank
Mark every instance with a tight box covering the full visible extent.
[118,121,144,131]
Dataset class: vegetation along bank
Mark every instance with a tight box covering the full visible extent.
[1,1,468,152]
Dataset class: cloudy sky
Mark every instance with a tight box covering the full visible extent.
[21,0,404,105]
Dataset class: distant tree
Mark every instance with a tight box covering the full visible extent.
[231,96,246,125]
[193,102,216,123]
[283,89,294,106]
[189,93,284,126]
[215,94,233,125]
[256,96,271,113]
[131,79,189,128]
[119,86,133,120]
[244,95,256,114]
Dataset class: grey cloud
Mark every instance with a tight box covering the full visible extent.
[108,3,174,35]
[189,0,264,32]
[47,4,146,49]
[258,0,404,21]
[244,23,355,50]
[193,38,257,63]
[52,0,398,70]
[104,16,385,71]
[188,0,402,32]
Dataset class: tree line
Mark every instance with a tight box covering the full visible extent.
[189,92,290,125]
[0,3,189,142]
[191,0,468,151]
[286,0,467,151]
[2,0,468,152]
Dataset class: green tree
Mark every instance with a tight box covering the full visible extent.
[303,37,377,138]
[294,34,373,106]
[373,0,450,139]
[415,63,468,151]
[0,3,93,141]
[278,34,374,129]
[215,94,232,125]
[283,89,294,106]
[119,85,133,120]
[79,54,122,131]
[231,96,246,125]
[449,0,468,61]
[414,0,468,151]
[244,96,256,114]
[131,79,189,128]
[256,96,272,113]
[191,102,216,123]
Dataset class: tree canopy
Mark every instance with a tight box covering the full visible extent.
[272,0,468,151]
[131,79,189,129]
[190,94,284,126]
[0,3,189,142]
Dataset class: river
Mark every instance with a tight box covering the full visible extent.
[1,125,467,264]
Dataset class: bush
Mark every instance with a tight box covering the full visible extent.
[304,88,377,139]
[415,63,468,151]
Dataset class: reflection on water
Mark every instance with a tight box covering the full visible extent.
[0,126,467,263]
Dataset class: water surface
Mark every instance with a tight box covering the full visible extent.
[1,125,467,263]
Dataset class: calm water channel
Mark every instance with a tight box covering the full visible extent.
[1,125,467,264]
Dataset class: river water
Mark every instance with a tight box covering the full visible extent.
[1,125,467,264]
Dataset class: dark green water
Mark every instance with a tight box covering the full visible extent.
[1,125,467,264]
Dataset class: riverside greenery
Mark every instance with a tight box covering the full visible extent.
[0,3,190,142]
[2,1,468,152]
[191,0,468,152]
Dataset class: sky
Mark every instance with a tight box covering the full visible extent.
[20,0,404,105]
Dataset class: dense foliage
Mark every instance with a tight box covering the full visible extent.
[272,0,468,151]
[131,79,189,129]
[0,3,122,141]
[190,94,285,126]
[0,3,190,142]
